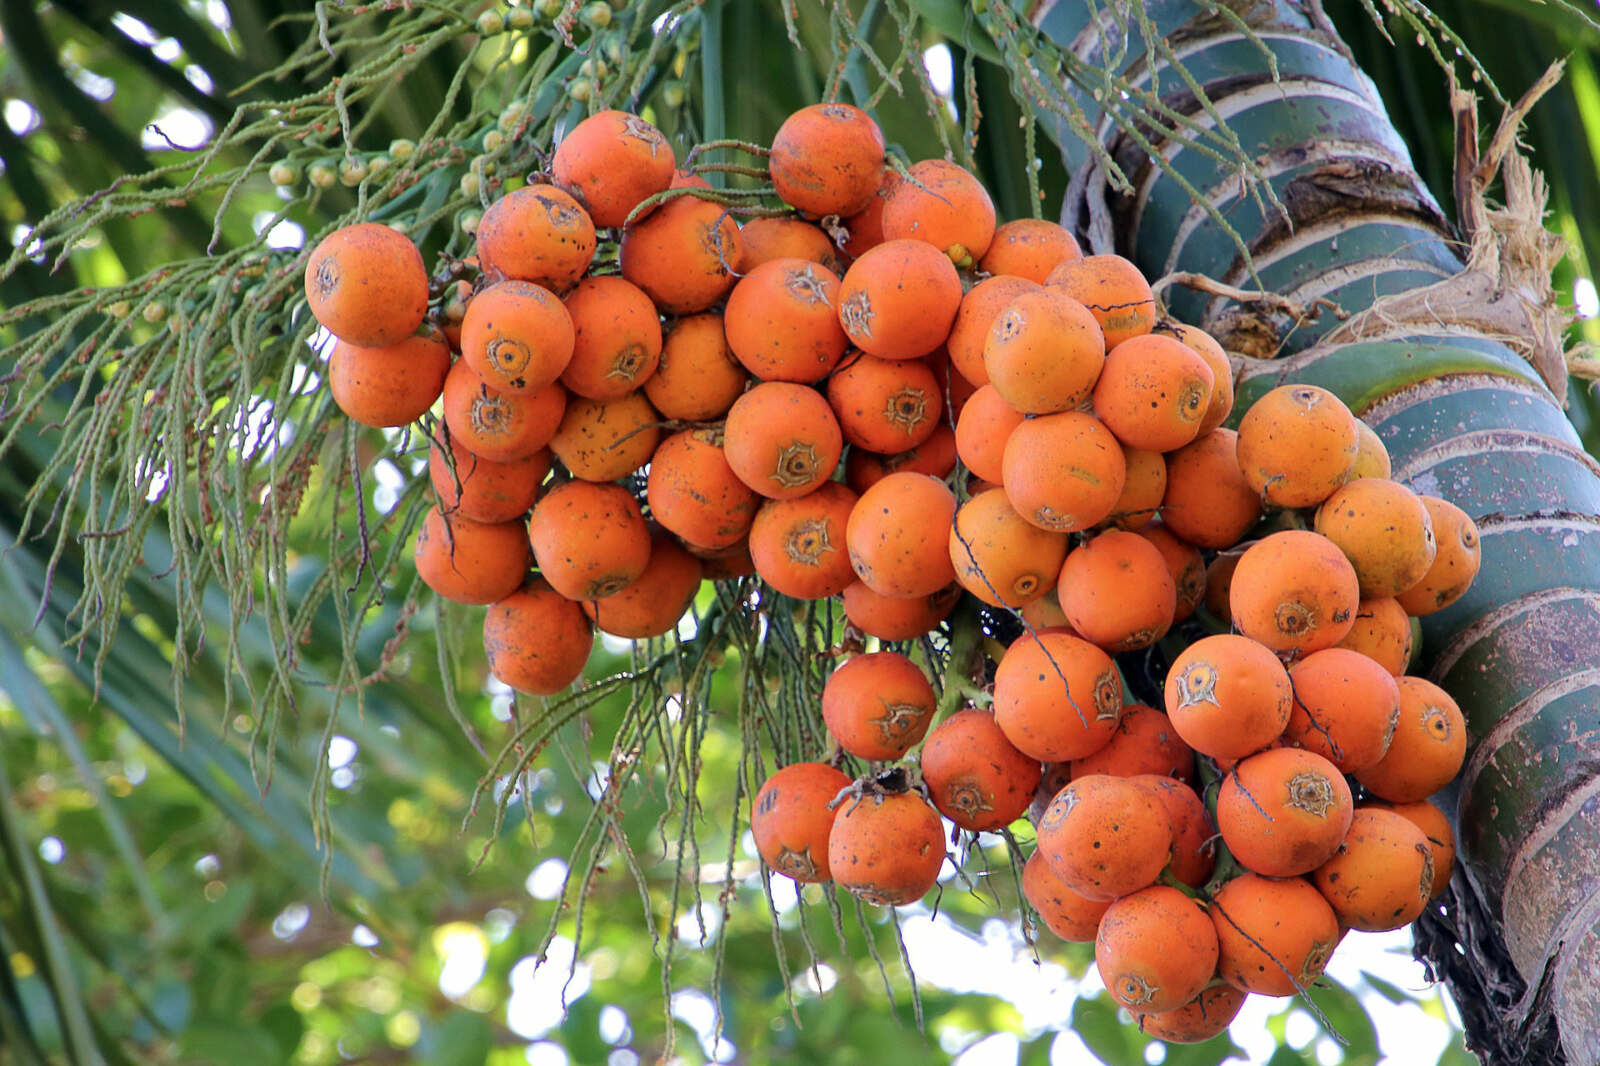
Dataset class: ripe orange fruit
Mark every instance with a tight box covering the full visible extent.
[724,257,848,383]
[769,103,886,217]
[1281,648,1402,772]
[1312,807,1433,932]
[547,390,660,483]
[1229,529,1360,655]
[1164,633,1292,760]
[304,222,428,347]
[1001,411,1126,533]
[582,533,703,639]
[840,168,899,258]
[1132,984,1245,1044]
[845,472,957,598]
[1092,334,1213,453]
[475,183,596,291]
[1069,704,1194,783]
[946,275,1042,386]
[949,488,1069,609]
[558,276,663,400]
[1057,529,1177,652]
[441,359,566,462]
[1396,496,1481,615]
[461,280,576,393]
[646,429,759,550]
[953,385,1024,485]
[985,289,1105,414]
[747,481,857,599]
[838,239,962,359]
[1336,596,1414,675]
[1036,773,1171,901]
[1096,885,1219,1013]
[993,632,1122,762]
[528,480,652,600]
[737,217,846,275]
[840,580,959,641]
[843,423,958,494]
[827,352,942,453]
[1160,428,1261,548]
[828,788,946,906]
[1021,850,1110,942]
[1211,873,1341,996]
[882,158,996,265]
[429,435,548,524]
[414,506,530,605]
[1369,800,1455,899]
[482,576,593,694]
[1315,478,1437,597]
[1351,419,1392,479]
[551,109,675,228]
[1105,444,1165,531]
[1134,775,1216,887]
[328,328,451,428]
[823,651,936,761]
[1044,253,1155,348]
[978,219,1082,282]
[1218,747,1353,877]
[723,382,843,500]
[752,762,853,883]
[689,538,754,582]
[919,707,1041,832]
[1204,550,1241,626]
[1356,676,1467,802]
[645,313,748,420]
[1134,521,1206,622]
[619,184,743,314]
[1236,384,1359,508]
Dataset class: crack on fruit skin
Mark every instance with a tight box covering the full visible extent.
[772,440,822,488]
[538,194,581,229]
[840,290,874,338]
[783,519,835,566]
[1032,504,1076,531]
[468,388,513,437]
[1417,844,1435,900]
[1112,624,1162,652]
[819,103,853,121]
[1117,974,1160,1007]
[314,257,339,299]
[884,388,929,434]
[1174,661,1218,708]
[1290,387,1322,411]
[486,334,533,376]
[1300,936,1336,986]
[775,846,819,881]
[1284,771,1337,817]
[1093,668,1121,720]
[943,780,994,820]
[871,699,925,741]
[607,342,648,381]
[784,265,830,306]
[1422,705,1454,740]
[1274,600,1314,636]
[1381,706,1400,750]
[621,115,666,154]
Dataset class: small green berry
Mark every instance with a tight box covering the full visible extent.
[460,171,482,198]
[535,0,562,16]
[498,102,528,134]
[476,10,506,35]
[269,161,300,186]
[582,2,612,28]
[339,158,369,186]
[508,8,534,30]
[106,300,131,318]
[660,81,685,109]
[483,130,505,153]
[389,138,416,161]
[459,210,483,236]
[367,154,392,177]
[142,302,168,324]
[569,77,594,103]
[308,161,338,189]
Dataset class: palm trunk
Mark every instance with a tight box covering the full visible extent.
[1029,1,1597,1058]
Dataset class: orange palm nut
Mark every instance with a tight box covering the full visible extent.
[1092,334,1213,453]
[1021,850,1110,942]
[1134,521,1206,622]
[920,708,1042,832]
[461,280,576,393]
[645,313,748,420]
[827,352,943,453]
[840,167,899,258]
[1161,428,1262,548]
[1058,529,1177,652]
[844,424,958,494]
[1044,253,1155,348]
[993,631,1123,762]
[1153,320,1234,435]
[882,158,997,264]
[752,762,853,884]
[429,436,548,524]
[1069,705,1195,784]
[1356,676,1467,802]
[1164,633,1292,760]
[482,576,594,695]
[1095,885,1219,1013]
[548,391,660,482]
[1105,444,1165,531]
[646,429,759,550]
[441,359,566,462]
[724,258,849,382]
[619,188,742,314]
[414,507,529,605]
[1002,411,1127,533]
[1132,985,1246,1044]
[828,788,946,907]
[582,533,703,639]
[954,385,1025,485]
[769,103,886,217]
[1351,419,1393,479]
[840,581,960,642]
[1281,647,1402,773]
[1337,596,1414,675]
[985,289,1106,414]
[1218,747,1353,877]
[328,328,450,428]
[946,275,1042,386]
[475,183,596,292]
[1312,807,1433,932]
[1230,529,1360,654]
[528,480,651,601]
[949,488,1070,609]
[978,219,1082,282]
[558,276,662,400]
[304,222,428,347]
[822,652,936,761]
[1036,773,1172,901]
[737,217,846,275]
[550,109,675,228]
[1395,496,1481,616]
[723,382,843,500]
[1211,873,1341,996]
[1134,775,1216,887]
[748,481,859,601]
[838,239,963,359]
[1369,799,1455,899]
[1236,384,1359,508]
[1315,478,1437,597]
[845,472,957,598]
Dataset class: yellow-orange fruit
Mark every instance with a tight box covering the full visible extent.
[1002,411,1127,533]
[1165,633,1292,760]
[723,382,842,500]
[738,217,847,275]
[1203,550,1241,626]
[582,533,703,639]
[753,762,853,883]
[841,580,960,641]
[528,480,651,601]
[1058,529,1176,652]
[1133,984,1246,1044]
[724,258,849,383]
[827,352,943,453]
[1092,334,1213,453]
[1396,496,1481,616]
[1037,774,1172,901]
[1356,676,1467,802]
[461,280,576,394]
[619,186,742,314]
[1105,445,1165,531]
[414,507,529,605]
[429,436,548,524]
[1153,320,1234,435]
[882,158,996,264]
[1337,596,1414,676]
[442,359,566,462]
[946,275,1042,387]
[1018,590,1072,633]
[645,313,748,420]
[689,538,754,582]
[748,481,857,600]
[844,424,958,494]
[476,183,596,291]
[551,109,675,228]
[557,276,662,400]
[1351,419,1393,480]
[482,576,593,694]
[647,429,759,550]
[1236,384,1359,508]
[1369,800,1455,899]
[304,222,428,347]
[920,708,1042,831]
[1022,850,1110,942]
[838,239,963,359]
[769,103,886,217]
[328,328,450,428]
[1070,705,1194,783]
[1230,529,1360,655]
[954,385,1025,485]
[1161,429,1261,548]
[1135,521,1206,623]
[1312,807,1433,932]
[829,789,946,906]
[548,390,660,482]
[823,651,936,761]
[1096,886,1219,1013]
[985,289,1105,414]
[1044,254,1155,348]
[1134,775,1216,887]
[994,632,1122,762]
[978,219,1082,283]
[1315,478,1437,598]
[1282,648,1402,773]
[1211,873,1341,996]
[840,168,898,258]
[846,472,957,598]
[1218,747,1353,877]
[949,488,1069,608]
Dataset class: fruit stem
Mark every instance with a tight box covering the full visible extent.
[1158,868,1203,900]
[934,604,987,719]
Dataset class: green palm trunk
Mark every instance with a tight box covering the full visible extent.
[1032,0,1597,1057]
